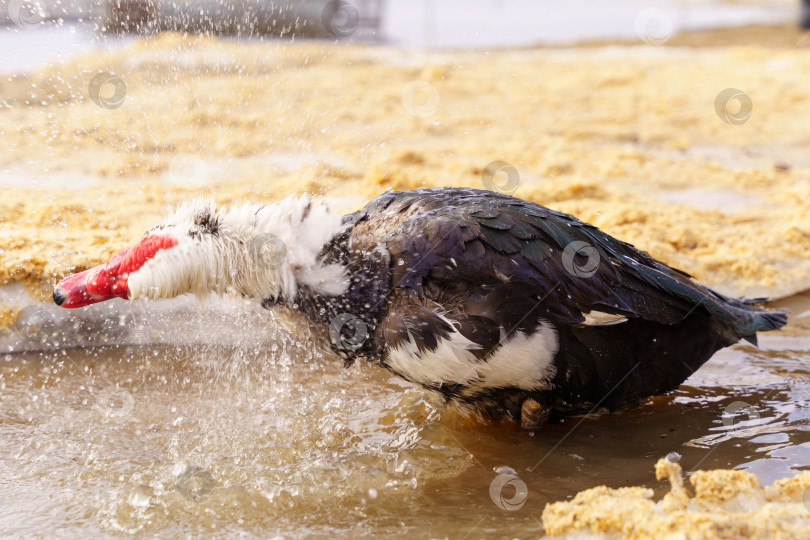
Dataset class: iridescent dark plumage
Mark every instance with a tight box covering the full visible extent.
[287,187,787,426]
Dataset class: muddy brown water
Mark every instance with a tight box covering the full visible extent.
[1,293,809,538]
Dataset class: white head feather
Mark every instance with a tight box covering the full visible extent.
[126,196,349,303]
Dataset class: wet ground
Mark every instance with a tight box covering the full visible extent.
[1,292,808,538]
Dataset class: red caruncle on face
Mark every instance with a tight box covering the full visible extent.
[53,235,178,308]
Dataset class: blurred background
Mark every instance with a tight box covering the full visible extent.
[3,0,810,300]
[0,0,804,70]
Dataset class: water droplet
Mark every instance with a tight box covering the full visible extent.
[494,465,516,475]
[128,484,153,507]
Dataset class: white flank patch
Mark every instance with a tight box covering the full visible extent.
[387,331,482,388]
[386,321,559,393]
[582,311,628,326]
[470,326,558,392]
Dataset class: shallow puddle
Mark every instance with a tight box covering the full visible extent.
[1,294,809,538]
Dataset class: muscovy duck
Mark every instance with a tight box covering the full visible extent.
[53,188,787,428]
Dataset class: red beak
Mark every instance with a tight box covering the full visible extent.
[53,235,179,309]
[53,248,132,308]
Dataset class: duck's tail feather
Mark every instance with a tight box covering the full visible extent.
[749,309,789,333]
[714,292,789,346]
[741,309,789,346]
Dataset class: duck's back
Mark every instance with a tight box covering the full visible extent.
[334,188,786,424]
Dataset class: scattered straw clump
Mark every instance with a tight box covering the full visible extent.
[542,458,810,539]
[2,33,810,302]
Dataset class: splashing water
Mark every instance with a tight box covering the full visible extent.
[1,292,809,537]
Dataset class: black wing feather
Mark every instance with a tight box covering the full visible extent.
[349,187,763,334]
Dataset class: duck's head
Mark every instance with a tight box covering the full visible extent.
[53,198,347,309]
